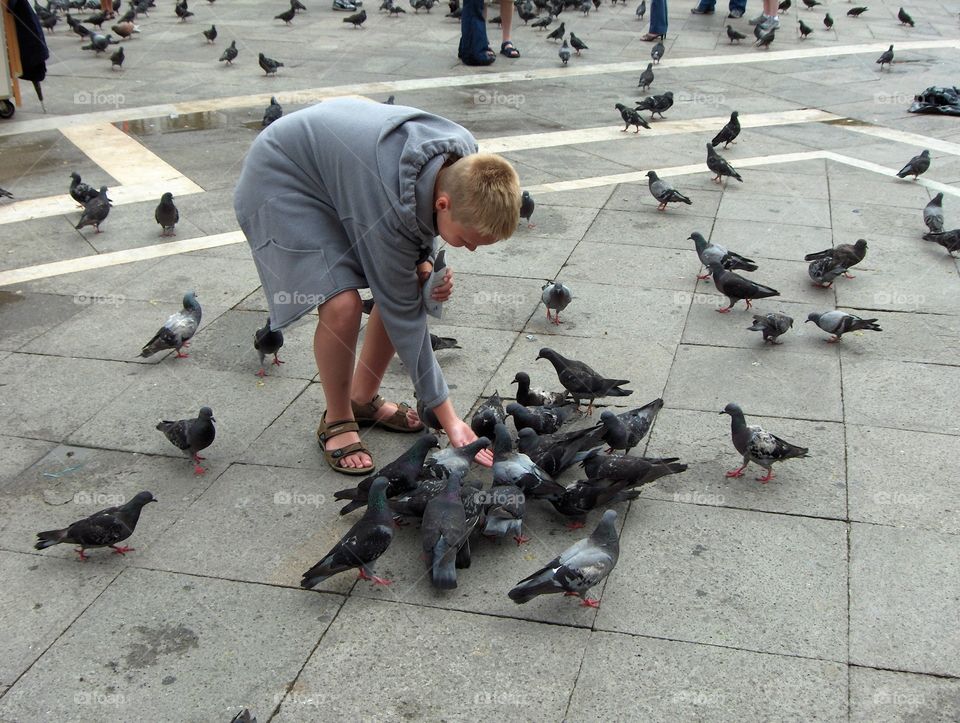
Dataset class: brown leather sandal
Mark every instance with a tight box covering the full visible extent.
[351,394,425,433]
[317,413,375,476]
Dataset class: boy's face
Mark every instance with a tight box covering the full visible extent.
[435,194,498,252]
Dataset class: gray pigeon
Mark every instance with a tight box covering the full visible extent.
[615,103,650,133]
[755,27,775,48]
[109,45,124,70]
[897,6,913,26]
[651,40,664,63]
[805,310,881,342]
[636,0,645,20]
[492,423,564,500]
[75,185,111,233]
[708,261,779,312]
[923,193,944,234]
[803,239,867,280]
[422,438,491,480]
[706,144,742,184]
[690,232,757,279]
[922,229,960,255]
[202,24,217,42]
[506,402,576,436]
[254,317,284,376]
[519,190,536,228]
[536,348,632,414]
[593,398,663,455]
[646,171,692,211]
[156,407,216,474]
[635,91,673,119]
[559,39,571,65]
[301,477,395,587]
[35,491,156,560]
[219,39,238,63]
[262,96,283,127]
[720,402,808,482]
[726,24,746,43]
[140,291,202,358]
[154,191,179,237]
[258,53,284,75]
[471,391,506,439]
[81,32,116,52]
[431,333,460,351]
[747,312,793,344]
[807,256,847,288]
[876,44,893,70]
[541,280,572,325]
[481,483,526,544]
[415,393,444,433]
[516,425,603,478]
[896,150,930,180]
[0,186,12,199]
[69,172,99,205]
[711,111,740,148]
[547,21,565,41]
[508,509,619,607]
[579,449,686,486]
[421,472,468,589]
[230,710,256,723]
[638,62,654,92]
[798,18,814,37]
[511,371,568,407]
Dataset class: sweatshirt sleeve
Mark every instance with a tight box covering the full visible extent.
[353,228,448,410]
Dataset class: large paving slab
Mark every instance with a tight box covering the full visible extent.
[849,666,960,723]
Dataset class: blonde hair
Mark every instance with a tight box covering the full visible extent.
[440,153,521,240]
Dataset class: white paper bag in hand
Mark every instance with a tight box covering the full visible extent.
[422,249,446,320]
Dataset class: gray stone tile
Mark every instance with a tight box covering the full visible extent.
[830,198,932,241]
[563,242,694,294]
[443,273,539,332]
[447,232,580,281]
[597,500,848,660]
[644,407,847,520]
[0,436,57,489]
[849,667,960,723]
[115,254,262,306]
[0,291,86,352]
[718,192,832,229]
[835,308,960,365]
[275,597,589,721]
[0,551,118,686]
[0,214,96,272]
[847,425,960,535]
[842,358,960,435]
[850,523,960,676]
[0,568,339,722]
[605,180,723,220]
[7,257,164,301]
[664,344,843,421]
[569,631,847,723]
[580,208,703,251]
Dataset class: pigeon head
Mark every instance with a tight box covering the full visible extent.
[505,402,525,418]
[590,509,618,545]
[161,192,173,204]
[854,239,868,254]
[511,371,530,386]
[931,193,943,205]
[535,347,556,362]
[516,427,537,445]
[70,171,81,182]
[182,291,200,310]
[599,410,616,424]
[731,111,739,120]
[130,491,157,506]
[198,406,215,422]
[493,422,513,456]
[805,312,821,324]
[646,171,659,181]
[615,103,626,111]
[920,150,930,159]
[689,233,709,254]
[719,402,743,417]
[366,477,390,512]
[663,91,674,99]
[522,190,531,203]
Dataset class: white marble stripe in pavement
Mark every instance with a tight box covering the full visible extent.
[0,39,956,138]
[838,124,960,157]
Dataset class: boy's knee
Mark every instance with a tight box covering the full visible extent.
[318,289,361,317]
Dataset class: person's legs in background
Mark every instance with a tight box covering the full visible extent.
[498,0,519,57]
[459,0,496,65]
[727,0,746,17]
[691,0,716,15]
[643,0,668,39]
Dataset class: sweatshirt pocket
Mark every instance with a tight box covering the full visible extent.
[253,237,331,311]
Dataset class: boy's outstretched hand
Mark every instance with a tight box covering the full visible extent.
[446,418,494,467]
[417,261,454,302]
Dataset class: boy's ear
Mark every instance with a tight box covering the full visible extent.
[435,192,451,212]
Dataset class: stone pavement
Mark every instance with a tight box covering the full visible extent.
[1,0,960,720]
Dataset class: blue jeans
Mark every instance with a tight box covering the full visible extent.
[649,0,668,34]
[695,0,747,11]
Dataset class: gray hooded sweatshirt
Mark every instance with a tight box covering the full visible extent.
[233,98,478,409]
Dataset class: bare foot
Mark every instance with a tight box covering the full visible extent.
[354,397,422,429]
[324,431,372,469]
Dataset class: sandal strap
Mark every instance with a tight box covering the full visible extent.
[329,441,369,460]
[320,418,360,440]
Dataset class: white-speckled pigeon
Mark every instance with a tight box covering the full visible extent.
[690,232,757,280]
[720,402,808,482]
[421,472,468,589]
[511,371,568,407]
[541,280,573,325]
[333,434,439,514]
[806,310,881,342]
[140,291,202,358]
[923,193,944,234]
[593,398,663,454]
[747,312,793,344]
[156,406,216,474]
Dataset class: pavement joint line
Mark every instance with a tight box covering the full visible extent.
[1,39,958,139]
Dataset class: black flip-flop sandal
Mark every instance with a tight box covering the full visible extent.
[500,41,520,58]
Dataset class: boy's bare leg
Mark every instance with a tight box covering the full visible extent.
[353,305,420,427]
[500,0,514,49]
[315,290,371,469]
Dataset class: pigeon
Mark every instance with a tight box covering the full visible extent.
[0,186,12,199]
[482,483,526,543]
[778,0,790,11]
[548,478,645,527]
[805,311,882,342]
[291,0,307,11]
[471,391,507,439]
[519,190,536,228]
[415,394,444,434]
[923,193,944,234]
[274,6,296,23]
[570,31,587,54]
[219,40,238,64]
[507,402,576,436]
[82,32,116,52]
[531,14,553,29]
[202,24,216,42]
[747,312,794,344]
[798,18,814,38]
[823,12,833,29]
[615,103,649,133]
[593,398,663,455]
[156,407,216,474]
[646,171,692,211]
[708,262,779,312]
[579,449,687,485]
[262,96,283,127]
[41,13,58,32]
[847,6,867,16]
[69,172,99,205]
[720,402,808,482]
[635,90,673,119]
[546,21,565,41]
[230,710,256,723]
[508,509,619,607]
[897,150,929,179]
[897,6,913,26]
[259,53,284,75]
[154,192,178,237]
[388,474,451,521]
[344,8,367,25]
[807,256,847,288]
[636,0,645,20]
[518,3,537,22]
[536,348,632,414]
[174,0,193,21]
[755,27,775,48]
[541,280,572,325]
[876,44,893,70]
[111,21,139,39]
[516,426,603,478]
[803,239,867,280]
[421,472,467,589]
[75,186,111,232]
[492,423,563,501]
[559,39,571,65]
[254,318,284,376]
[651,40,664,63]
[922,229,960,255]
[35,491,156,561]
[389,4,406,13]
[706,144,742,184]
[690,232,757,279]
[83,10,107,27]
[579,0,591,16]
[69,14,92,39]
[801,0,820,8]
[511,371,568,408]
[638,63,654,92]
[334,435,440,514]
[726,24,747,43]
[139,291,202,358]
[301,478,395,588]
[711,111,740,148]
[430,333,460,351]
[422,438,490,480]
[384,95,396,104]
